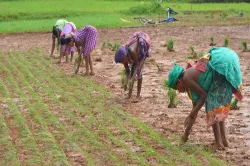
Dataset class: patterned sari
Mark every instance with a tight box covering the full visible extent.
[187,47,243,127]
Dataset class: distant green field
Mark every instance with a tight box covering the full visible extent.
[0,0,250,33]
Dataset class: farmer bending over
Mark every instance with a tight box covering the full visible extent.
[114,32,151,99]
[63,25,98,76]
[167,47,243,151]
[50,19,68,57]
[58,22,77,63]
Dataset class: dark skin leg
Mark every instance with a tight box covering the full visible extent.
[127,77,134,99]
[182,110,198,142]
[212,122,224,151]
[128,64,138,99]
[89,51,95,76]
[219,120,228,147]
[57,46,63,63]
[66,53,69,63]
[135,57,146,98]
[84,55,90,76]
[70,51,74,62]
[127,42,139,99]
[137,78,142,98]
[50,36,56,57]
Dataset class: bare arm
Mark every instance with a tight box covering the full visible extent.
[77,46,83,57]
[184,74,207,118]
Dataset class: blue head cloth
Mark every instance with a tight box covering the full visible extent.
[114,46,127,63]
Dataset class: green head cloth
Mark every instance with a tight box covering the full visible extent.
[168,63,184,89]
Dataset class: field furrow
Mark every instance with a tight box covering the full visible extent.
[17,50,203,165]
[0,49,227,165]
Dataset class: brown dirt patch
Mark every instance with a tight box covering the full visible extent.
[1,24,250,166]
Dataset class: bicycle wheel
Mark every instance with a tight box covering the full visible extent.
[74,55,82,74]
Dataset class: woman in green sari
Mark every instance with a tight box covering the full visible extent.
[168,47,243,151]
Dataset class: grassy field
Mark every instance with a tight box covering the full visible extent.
[1,0,250,33]
[0,50,227,165]
[0,0,246,165]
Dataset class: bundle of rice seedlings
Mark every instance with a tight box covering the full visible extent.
[241,41,248,52]
[224,37,229,47]
[167,39,174,51]
[230,98,239,110]
[209,36,216,46]
[164,80,177,108]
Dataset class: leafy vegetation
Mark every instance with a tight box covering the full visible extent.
[224,37,229,47]
[167,39,174,51]
[164,80,178,108]
[0,50,226,165]
[209,36,216,46]
[188,45,198,59]
[230,98,239,110]
[241,40,248,52]
[1,0,250,33]
[102,41,120,52]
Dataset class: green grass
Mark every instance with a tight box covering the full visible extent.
[1,0,250,33]
[0,50,227,165]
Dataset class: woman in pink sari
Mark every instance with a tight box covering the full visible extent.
[57,22,77,63]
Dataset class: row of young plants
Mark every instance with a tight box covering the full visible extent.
[31,50,202,165]
[0,52,74,165]
[6,51,125,165]
[164,37,250,53]
[3,50,170,165]
[0,50,226,165]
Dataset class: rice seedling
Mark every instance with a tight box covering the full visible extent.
[198,51,206,58]
[241,40,248,52]
[156,63,163,72]
[189,45,198,59]
[164,80,177,108]
[220,12,228,19]
[209,36,216,46]
[224,37,229,47]
[0,50,227,165]
[167,39,174,51]
[102,41,120,52]
[230,98,239,110]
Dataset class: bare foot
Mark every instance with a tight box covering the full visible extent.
[212,143,225,153]
[131,98,140,103]
[84,72,90,76]
[181,134,188,143]
[222,139,229,147]
[125,96,131,100]
[168,104,177,108]
[90,72,95,76]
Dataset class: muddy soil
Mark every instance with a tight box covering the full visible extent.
[1,25,250,166]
